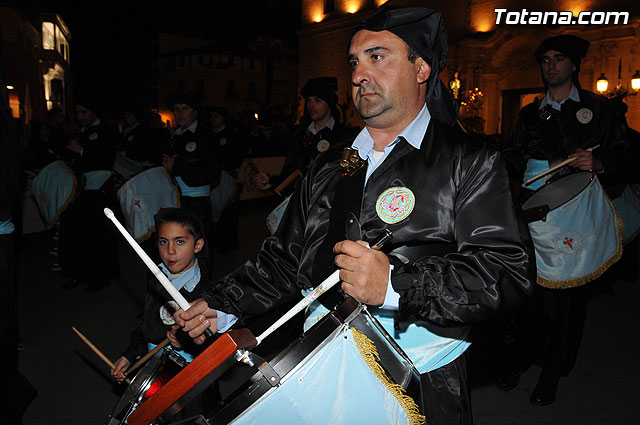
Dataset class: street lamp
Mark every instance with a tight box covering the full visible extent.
[596,73,609,94]
[632,70,640,91]
[597,59,640,99]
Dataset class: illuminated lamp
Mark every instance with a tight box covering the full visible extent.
[631,70,640,91]
[596,73,608,93]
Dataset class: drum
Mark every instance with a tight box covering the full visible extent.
[612,185,640,245]
[116,167,180,242]
[31,160,80,228]
[522,172,623,288]
[210,298,423,425]
[106,348,186,425]
[210,170,239,223]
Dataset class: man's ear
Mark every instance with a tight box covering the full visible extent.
[416,58,431,84]
[194,238,204,253]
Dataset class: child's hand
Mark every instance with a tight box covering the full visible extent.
[167,325,183,349]
[111,356,130,384]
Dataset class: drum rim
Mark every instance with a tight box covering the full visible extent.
[522,171,594,211]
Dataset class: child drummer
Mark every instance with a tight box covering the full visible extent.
[111,208,228,383]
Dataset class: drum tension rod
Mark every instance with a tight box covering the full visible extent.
[234,349,281,387]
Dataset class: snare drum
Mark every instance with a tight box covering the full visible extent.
[31,160,80,228]
[522,172,623,288]
[106,348,186,425]
[211,298,423,425]
[116,167,180,242]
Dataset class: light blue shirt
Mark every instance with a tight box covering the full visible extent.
[307,116,335,135]
[352,103,431,309]
[539,84,580,111]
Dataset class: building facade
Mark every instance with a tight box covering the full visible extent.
[298,0,640,135]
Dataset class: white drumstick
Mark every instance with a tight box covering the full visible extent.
[104,207,190,311]
[255,269,340,345]
[255,229,393,346]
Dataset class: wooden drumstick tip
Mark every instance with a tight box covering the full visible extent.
[104,208,114,219]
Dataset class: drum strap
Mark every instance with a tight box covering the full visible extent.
[311,162,368,311]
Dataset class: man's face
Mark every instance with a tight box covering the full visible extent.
[541,50,575,88]
[348,30,429,129]
[305,96,331,123]
[210,111,225,128]
[75,105,96,127]
[173,103,197,129]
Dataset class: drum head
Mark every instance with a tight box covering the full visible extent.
[107,352,165,423]
[522,172,594,211]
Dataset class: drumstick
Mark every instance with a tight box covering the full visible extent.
[255,229,393,346]
[104,208,213,339]
[524,144,600,186]
[274,169,301,195]
[124,338,169,377]
[72,326,130,384]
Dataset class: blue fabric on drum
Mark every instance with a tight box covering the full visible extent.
[230,326,412,425]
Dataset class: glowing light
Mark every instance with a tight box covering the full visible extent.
[6,85,14,90]
[254,113,259,120]
[345,1,360,14]
[596,73,609,93]
[632,70,640,91]
[471,8,495,32]
[312,13,324,23]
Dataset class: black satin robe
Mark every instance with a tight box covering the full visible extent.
[203,119,536,330]
[502,89,628,198]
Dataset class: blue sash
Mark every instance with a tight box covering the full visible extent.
[304,296,469,374]
[83,170,112,190]
[147,342,194,363]
[0,219,14,235]
[266,195,292,235]
[175,176,210,198]
[522,159,551,190]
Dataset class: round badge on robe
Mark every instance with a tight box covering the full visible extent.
[185,141,197,152]
[159,301,180,325]
[376,187,415,224]
[219,137,227,146]
[576,108,593,124]
[317,139,330,153]
[127,135,134,142]
[89,132,98,141]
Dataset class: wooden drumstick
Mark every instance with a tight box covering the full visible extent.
[524,144,600,186]
[124,338,169,377]
[72,326,130,384]
[104,208,213,339]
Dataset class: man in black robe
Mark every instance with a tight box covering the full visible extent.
[499,35,628,406]
[253,76,358,195]
[176,6,535,424]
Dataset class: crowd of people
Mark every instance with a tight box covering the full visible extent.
[3,4,640,425]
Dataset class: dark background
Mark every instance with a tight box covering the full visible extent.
[10,0,301,109]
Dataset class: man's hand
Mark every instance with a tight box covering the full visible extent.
[569,148,603,171]
[252,172,271,190]
[162,154,176,171]
[173,298,218,345]
[333,240,389,306]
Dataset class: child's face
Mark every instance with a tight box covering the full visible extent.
[157,222,204,275]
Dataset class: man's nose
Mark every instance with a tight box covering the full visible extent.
[352,63,370,86]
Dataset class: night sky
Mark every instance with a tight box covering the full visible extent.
[18,0,301,109]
